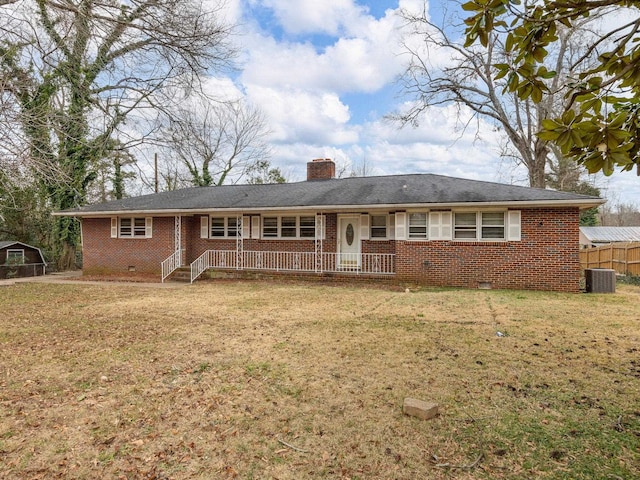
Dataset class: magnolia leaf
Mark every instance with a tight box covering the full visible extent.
[505,32,514,52]
[537,129,560,141]
[570,130,586,148]
[541,118,561,130]
[461,1,482,12]
[531,85,543,103]
[610,150,634,165]
[561,109,576,124]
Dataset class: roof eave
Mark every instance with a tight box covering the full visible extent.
[54,198,605,217]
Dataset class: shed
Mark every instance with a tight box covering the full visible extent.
[0,241,47,279]
[579,226,640,248]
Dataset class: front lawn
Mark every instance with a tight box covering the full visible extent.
[1,281,638,479]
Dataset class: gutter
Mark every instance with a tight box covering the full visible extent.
[53,198,606,217]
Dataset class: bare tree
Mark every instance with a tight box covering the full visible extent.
[394,2,600,189]
[161,98,272,187]
[0,0,236,269]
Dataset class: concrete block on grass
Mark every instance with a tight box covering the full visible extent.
[403,397,439,420]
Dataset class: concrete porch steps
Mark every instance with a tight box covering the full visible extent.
[167,266,191,283]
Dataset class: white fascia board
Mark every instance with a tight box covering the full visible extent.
[54,198,605,217]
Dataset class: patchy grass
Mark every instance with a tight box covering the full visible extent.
[1,281,639,479]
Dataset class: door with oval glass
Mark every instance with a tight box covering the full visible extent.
[338,215,361,270]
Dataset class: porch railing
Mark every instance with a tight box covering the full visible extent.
[161,249,182,283]
[189,250,395,283]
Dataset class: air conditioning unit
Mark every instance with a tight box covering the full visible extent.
[585,268,616,293]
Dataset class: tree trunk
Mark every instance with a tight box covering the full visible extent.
[54,216,80,271]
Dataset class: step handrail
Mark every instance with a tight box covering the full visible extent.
[161,250,182,283]
[190,250,211,283]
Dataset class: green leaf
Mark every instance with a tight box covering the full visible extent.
[531,85,543,103]
[537,129,560,141]
[561,109,576,124]
[505,32,514,52]
[541,118,561,130]
[461,1,482,12]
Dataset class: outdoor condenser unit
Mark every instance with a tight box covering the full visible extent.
[585,268,616,293]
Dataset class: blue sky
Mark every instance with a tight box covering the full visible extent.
[207,0,638,206]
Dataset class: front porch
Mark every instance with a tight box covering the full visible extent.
[164,249,396,283]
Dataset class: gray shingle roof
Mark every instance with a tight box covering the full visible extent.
[59,173,603,215]
[580,226,640,243]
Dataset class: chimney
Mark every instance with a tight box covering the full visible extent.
[307,158,336,181]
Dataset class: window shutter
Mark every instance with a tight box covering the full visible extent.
[200,216,209,238]
[242,216,250,238]
[110,217,118,238]
[360,214,370,240]
[395,212,407,240]
[429,212,452,240]
[507,210,521,241]
[389,214,395,240]
[251,216,261,239]
[145,217,153,238]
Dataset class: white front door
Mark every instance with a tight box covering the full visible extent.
[338,215,361,269]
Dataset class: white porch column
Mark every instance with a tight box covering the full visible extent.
[236,215,243,270]
[315,213,324,273]
[174,215,182,265]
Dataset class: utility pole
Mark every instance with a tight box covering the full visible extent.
[154,152,159,193]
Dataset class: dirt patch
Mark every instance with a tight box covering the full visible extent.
[1,282,639,479]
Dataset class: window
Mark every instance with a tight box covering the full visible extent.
[262,217,278,237]
[454,212,477,239]
[481,212,505,239]
[408,213,428,239]
[281,216,297,237]
[119,217,150,238]
[261,215,318,239]
[370,215,388,238]
[454,212,505,240]
[300,216,316,238]
[6,249,25,265]
[210,217,239,237]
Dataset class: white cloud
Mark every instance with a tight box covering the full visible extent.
[249,0,369,36]
[240,1,405,93]
[247,85,358,144]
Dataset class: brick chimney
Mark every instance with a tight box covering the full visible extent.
[307,158,336,181]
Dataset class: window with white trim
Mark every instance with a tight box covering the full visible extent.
[261,215,318,239]
[481,212,505,239]
[454,212,505,240]
[370,215,388,238]
[119,217,149,238]
[6,249,25,265]
[210,216,239,237]
[281,216,297,237]
[299,216,316,238]
[408,213,428,239]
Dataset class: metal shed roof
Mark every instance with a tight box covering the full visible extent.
[580,226,640,243]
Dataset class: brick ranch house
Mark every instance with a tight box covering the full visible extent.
[57,158,604,292]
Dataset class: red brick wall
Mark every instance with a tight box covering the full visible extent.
[306,159,336,180]
[81,208,581,291]
[81,217,175,275]
[395,208,581,292]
